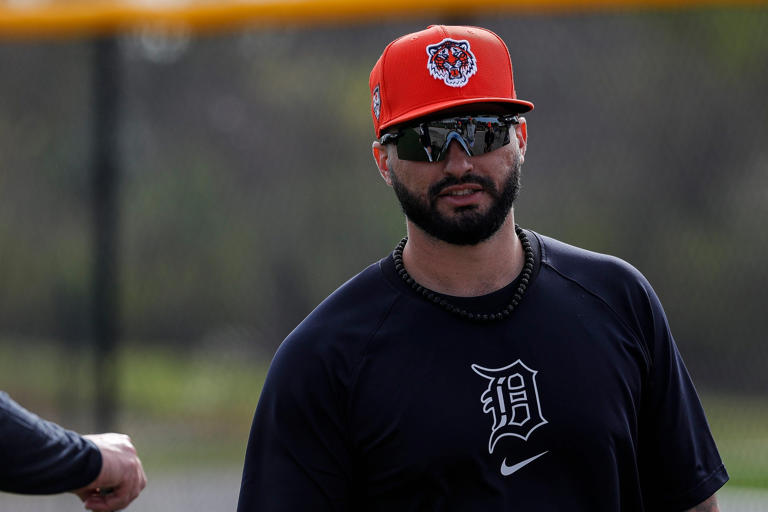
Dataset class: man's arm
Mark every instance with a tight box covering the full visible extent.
[686,494,719,512]
[0,391,100,494]
[0,392,145,510]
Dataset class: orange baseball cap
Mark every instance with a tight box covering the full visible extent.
[370,25,534,137]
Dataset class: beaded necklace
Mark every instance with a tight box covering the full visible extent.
[392,225,534,322]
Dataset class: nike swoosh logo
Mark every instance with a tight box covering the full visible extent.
[500,451,549,476]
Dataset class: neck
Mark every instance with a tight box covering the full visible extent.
[401,212,523,297]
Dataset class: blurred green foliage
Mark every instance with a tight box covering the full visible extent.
[0,339,265,470]
[704,394,768,489]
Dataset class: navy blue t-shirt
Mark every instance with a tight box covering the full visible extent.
[238,232,727,511]
[0,392,102,494]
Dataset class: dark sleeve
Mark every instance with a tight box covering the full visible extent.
[237,327,355,512]
[634,283,729,511]
[0,391,102,494]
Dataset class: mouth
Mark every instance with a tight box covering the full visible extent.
[428,174,495,207]
[438,184,483,197]
[435,184,484,207]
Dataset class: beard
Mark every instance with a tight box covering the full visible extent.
[390,154,521,246]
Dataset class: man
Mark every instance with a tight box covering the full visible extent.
[238,25,728,511]
[0,391,146,511]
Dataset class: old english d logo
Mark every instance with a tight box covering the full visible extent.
[472,360,547,453]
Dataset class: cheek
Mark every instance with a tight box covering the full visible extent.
[475,144,518,174]
[392,161,440,192]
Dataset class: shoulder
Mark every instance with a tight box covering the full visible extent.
[535,232,650,291]
[295,258,402,343]
[269,258,403,375]
[256,258,406,413]
[533,232,664,345]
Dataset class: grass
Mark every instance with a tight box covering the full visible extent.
[116,344,269,471]
[0,338,268,472]
[701,392,768,489]
[1,338,766,487]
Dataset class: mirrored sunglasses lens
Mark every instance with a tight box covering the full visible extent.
[393,117,512,162]
[396,129,435,162]
[474,120,510,154]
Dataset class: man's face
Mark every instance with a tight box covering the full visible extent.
[384,123,525,246]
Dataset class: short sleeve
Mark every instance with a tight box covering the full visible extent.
[636,286,728,510]
[237,331,354,512]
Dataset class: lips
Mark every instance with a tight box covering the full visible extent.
[435,184,484,208]
[437,184,483,197]
[428,174,495,205]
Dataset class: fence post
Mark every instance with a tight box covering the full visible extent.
[90,35,121,433]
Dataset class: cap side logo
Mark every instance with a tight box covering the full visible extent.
[426,38,477,88]
[372,84,381,121]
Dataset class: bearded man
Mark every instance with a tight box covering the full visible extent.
[237,25,727,512]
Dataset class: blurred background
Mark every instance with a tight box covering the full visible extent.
[1,1,766,510]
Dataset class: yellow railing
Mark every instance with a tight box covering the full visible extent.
[1,0,766,38]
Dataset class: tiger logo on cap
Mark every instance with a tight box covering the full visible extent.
[426,38,477,88]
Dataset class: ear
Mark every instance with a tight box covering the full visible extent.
[514,117,528,159]
[372,141,393,186]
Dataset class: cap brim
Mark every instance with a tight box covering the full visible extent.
[379,98,534,134]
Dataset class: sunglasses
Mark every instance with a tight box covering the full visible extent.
[380,114,519,163]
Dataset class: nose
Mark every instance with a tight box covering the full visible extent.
[442,139,473,177]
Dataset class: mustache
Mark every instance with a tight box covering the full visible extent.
[428,174,497,200]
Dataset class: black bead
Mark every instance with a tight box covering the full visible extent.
[392,224,533,323]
